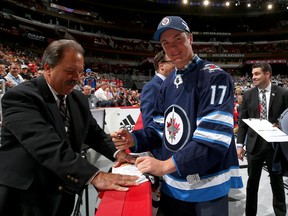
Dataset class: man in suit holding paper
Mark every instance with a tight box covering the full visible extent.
[237,62,288,216]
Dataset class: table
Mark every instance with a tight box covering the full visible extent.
[95,181,152,216]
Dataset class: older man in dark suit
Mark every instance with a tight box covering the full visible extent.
[237,62,288,216]
[0,39,138,216]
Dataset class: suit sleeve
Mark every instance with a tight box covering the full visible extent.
[236,92,250,145]
[140,82,159,127]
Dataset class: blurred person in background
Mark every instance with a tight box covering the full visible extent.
[141,50,175,131]
[0,60,14,91]
[83,84,99,109]
[140,50,175,160]
[83,68,97,93]
[20,64,33,81]
[4,61,25,89]
[95,82,115,107]
[0,60,7,79]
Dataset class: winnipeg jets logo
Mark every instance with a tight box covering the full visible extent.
[161,17,171,26]
[164,105,191,152]
[166,110,181,142]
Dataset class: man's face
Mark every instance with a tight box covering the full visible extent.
[21,67,28,74]
[0,64,6,76]
[9,63,21,77]
[102,84,108,91]
[160,29,193,69]
[159,54,175,77]
[252,67,270,89]
[44,49,84,95]
[83,87,92,95]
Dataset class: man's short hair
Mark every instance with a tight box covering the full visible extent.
[252,62,272,75]
[153,50,166,72]
[0,59,7,65]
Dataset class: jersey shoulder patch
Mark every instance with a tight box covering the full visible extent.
[203,64,221,73]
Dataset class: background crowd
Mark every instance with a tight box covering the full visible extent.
[0,42,287,116]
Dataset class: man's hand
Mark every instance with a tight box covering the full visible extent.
[114,150,136,168]
[272,123,279,128]
[5,80,14,88]
[237,147,245,161]
[111,129,134,150]
[91,171,138,192]
[135,156,176,177]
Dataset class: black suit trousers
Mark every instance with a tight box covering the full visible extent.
[246,137,286,216]
[0,182,75,216]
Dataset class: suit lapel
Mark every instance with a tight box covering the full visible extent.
[251,88,260,118]
[269,85,276,112]
[66,93,83,152]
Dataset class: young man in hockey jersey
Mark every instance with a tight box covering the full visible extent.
[111,16,243,216]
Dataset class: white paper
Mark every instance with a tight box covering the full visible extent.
[112,164,148,184]
[243,118,288,142]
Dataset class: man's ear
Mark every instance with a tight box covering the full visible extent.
[43,63,51,75]
[189,33,193,45]
[268,71,272,77]
[158,62,165,71]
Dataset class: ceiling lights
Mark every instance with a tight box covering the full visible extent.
[175,0,288,11]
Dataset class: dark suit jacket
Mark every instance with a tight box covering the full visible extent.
[237,85,288,153]
[140,74,163,127]
[0,75,118,214]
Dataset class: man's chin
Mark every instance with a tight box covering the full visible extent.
[64,87,75,95]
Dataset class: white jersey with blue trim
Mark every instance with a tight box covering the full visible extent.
[132,55,243,202]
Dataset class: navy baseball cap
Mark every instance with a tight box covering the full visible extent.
[153,16,190,41]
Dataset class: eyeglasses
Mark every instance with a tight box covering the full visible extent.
[161,60,173,64]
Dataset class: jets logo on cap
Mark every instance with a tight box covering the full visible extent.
[161,17,171,26]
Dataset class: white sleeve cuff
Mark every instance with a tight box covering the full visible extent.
[113,149,121,159]
[236,143,244,148]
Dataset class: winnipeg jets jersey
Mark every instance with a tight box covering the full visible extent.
[132,55,243,202]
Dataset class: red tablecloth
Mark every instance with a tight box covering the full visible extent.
[95,181,152,216]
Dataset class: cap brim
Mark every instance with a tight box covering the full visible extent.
[153,27,189,41]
